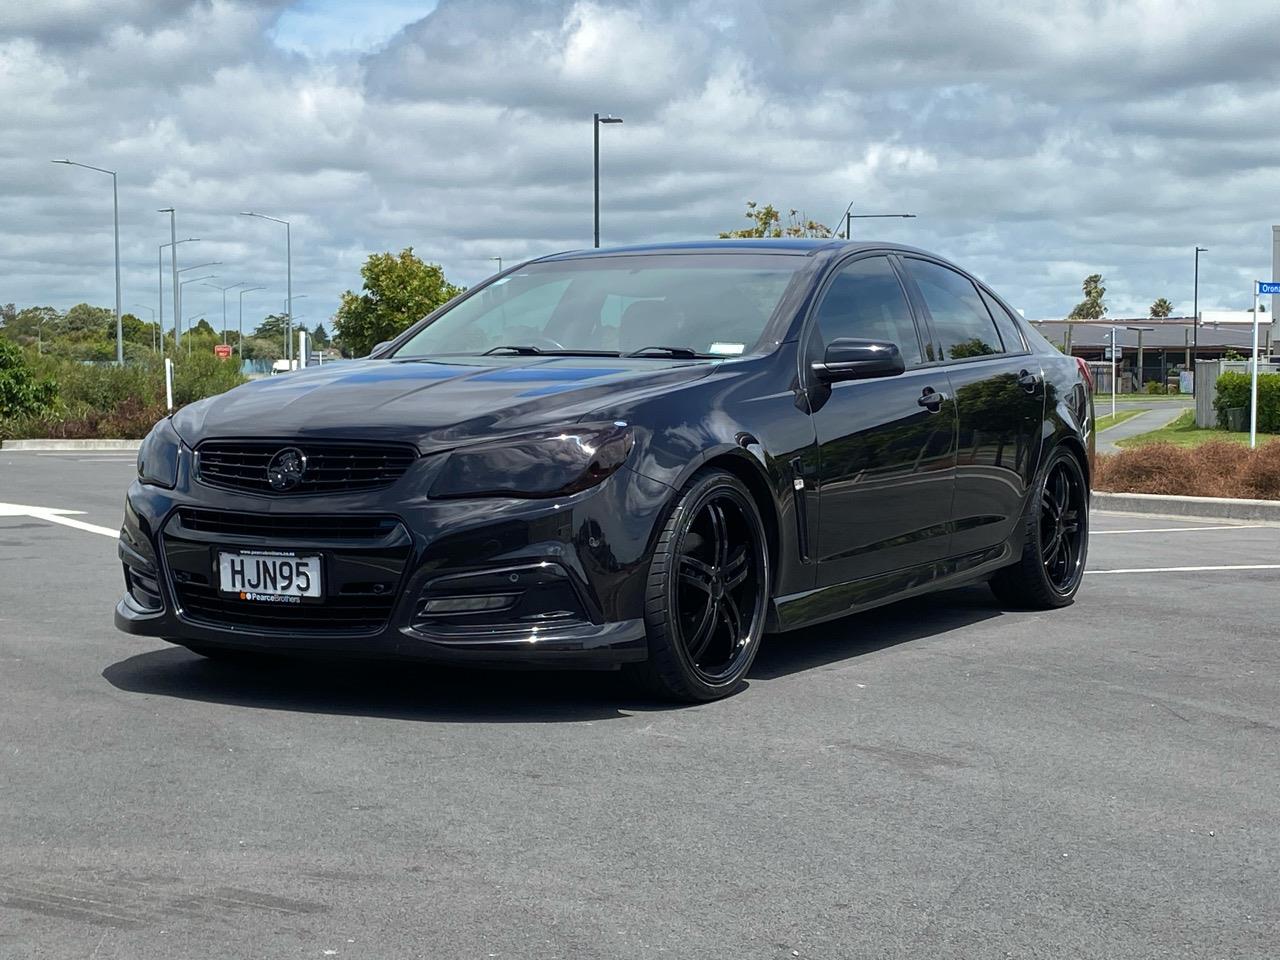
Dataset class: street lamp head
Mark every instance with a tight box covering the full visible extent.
[597,115,623,124]
[158,207,175,213]
[51,159,71,165]
[1196,246,1208,253]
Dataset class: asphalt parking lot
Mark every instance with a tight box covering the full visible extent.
[2,450,1279,960]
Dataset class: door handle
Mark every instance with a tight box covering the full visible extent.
[917,388,948,412]
[1017,369,1042,394]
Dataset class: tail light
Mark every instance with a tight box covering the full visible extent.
[1075,356,1094,391]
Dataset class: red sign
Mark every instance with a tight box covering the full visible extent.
[214,344,232,359]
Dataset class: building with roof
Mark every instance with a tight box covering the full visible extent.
[1030,316,1276,388]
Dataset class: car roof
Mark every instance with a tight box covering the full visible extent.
[537,238,938,261]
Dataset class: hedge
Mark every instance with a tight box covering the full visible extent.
[1214,371,1280,434]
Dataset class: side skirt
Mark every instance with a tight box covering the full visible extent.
[768,544,1013,634]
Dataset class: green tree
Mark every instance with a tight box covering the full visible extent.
[1149,297,1173,318]
[62,303,113,338]
[254,313,289,340]
[719,201,832,239]
[0,339,58,418]
[335,247,464,356]
[1067,274,1106,320]
[311,323,330,347]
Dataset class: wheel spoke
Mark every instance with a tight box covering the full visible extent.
[1060,509,1079,534]
[720,593,745,647]
[678,554,716,594]
[706,502,729,569]
[723,545,750,589]
[685,597,718,661]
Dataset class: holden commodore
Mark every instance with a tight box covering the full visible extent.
[117,240,1094,701]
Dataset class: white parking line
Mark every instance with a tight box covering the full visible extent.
[1092,524,1274,535]
[0,502,118,539]
[1087,564,1280,575]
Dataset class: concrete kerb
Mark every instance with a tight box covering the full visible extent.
[1,439,142,451]
[1093,491,1280,523]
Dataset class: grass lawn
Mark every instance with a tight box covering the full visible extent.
[1093,393,1190,403]
[1116,411,1280,448]
[1095,408,1144,431]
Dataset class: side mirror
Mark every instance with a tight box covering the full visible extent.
[369,340,392,357]
[811,338,905,382]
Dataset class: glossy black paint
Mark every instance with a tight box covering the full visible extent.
[116,239,1093,666]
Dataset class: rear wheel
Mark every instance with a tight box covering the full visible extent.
[989,447,1088,608]
[630,469,770,702]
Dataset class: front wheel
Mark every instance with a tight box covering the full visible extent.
[989,447,1089,608]
[630,469,770,702]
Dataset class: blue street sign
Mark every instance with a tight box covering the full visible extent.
[1259,281,1280,295]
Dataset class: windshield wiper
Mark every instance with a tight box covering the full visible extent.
[623,345,711,359]
[482,345,621,357]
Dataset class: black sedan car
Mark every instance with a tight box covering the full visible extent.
[117,239,1093,701]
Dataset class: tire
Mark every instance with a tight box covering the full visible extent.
[989,446,1089,609]
[629,468,771,702]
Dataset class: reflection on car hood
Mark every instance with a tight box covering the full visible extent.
[171,356,716,451]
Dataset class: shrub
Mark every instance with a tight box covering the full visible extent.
[2,350,245,440]
[1144,380,1165,395]
[0,339,58,418]
[1214,371,1280,433]
[1095,438,1280,500]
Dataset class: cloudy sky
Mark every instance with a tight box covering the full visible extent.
[3,0,1279,332]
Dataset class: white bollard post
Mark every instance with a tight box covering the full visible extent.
[164,357,174,411]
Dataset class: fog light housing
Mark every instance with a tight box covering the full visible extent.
[421,595,518,615]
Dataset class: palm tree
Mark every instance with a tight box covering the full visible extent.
[1149,297,1174,318]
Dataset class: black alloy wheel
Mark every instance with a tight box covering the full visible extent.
[633,469,770,701]
[989,447,1089,608]
[1039,458,1087,595]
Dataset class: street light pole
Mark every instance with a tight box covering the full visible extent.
[241,212,292,362]
[52,159,123,363]
[1193,246,1207,378]
[176,262,221,338]
[593,114,623,248]
[237,286,265,360]
[836,202,917,239]
[133,304,156,352]
[491,256,503,273]
[203,281,247,344]
[159,208,182,347]
[158,237,198,358]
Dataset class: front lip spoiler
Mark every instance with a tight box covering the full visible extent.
[114,599,647,669]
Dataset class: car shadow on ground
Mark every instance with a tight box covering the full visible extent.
[101,585,1007,722]
[750,584,1006,679]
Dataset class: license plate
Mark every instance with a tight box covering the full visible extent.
[218,550,322,603]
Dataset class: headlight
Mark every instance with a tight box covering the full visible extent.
[136,418,182,488]
[429,422,634,499]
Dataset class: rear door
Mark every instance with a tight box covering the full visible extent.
[806,254,958,591]
[898,256,1045,564]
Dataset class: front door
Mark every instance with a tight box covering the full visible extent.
[806,255,958,592]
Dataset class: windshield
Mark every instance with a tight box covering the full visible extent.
[390,253,805,358]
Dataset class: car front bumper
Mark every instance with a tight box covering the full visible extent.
[113,454,671,668]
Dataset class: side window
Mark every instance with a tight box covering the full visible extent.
[904,259,1003,361]
[978,287,1027,354]
[812,257,923,365]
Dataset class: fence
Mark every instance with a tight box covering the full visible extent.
[1194,359,1280,427]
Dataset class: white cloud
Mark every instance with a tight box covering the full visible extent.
[2,0,1280,331]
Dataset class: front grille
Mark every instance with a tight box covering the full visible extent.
[176,507,399,541]
[196,440,417,496]
[162,509,412,636]
[173,581,396,633]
